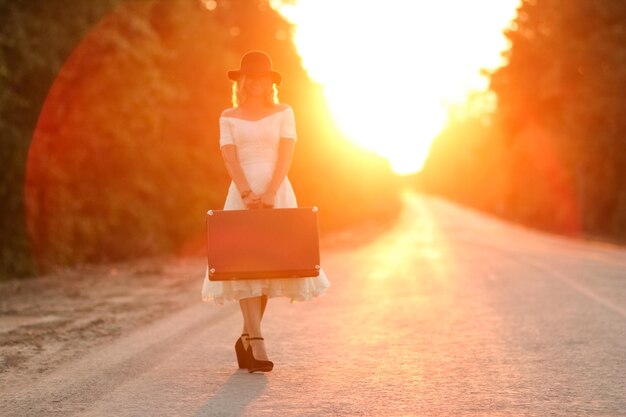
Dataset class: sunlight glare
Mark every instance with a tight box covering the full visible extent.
[365,191,451,282]
[272,0,520,174]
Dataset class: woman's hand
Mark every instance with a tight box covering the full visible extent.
[259,190,276,208]
[243,192,261,209]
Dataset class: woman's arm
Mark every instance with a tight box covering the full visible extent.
[221,144,260,207]
[260,138,295,206]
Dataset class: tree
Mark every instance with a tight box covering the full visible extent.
[491,0,626,238]
[421,0,626,242]
[1,0,119,276]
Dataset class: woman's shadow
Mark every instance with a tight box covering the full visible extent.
[194,370,268,417]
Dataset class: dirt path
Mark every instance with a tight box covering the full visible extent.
[0,256,201,387]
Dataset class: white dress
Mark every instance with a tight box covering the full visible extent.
[201,105,330,304]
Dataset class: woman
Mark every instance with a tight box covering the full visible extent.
[202,51,329,373]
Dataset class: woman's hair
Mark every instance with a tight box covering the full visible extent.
[232,75,279,107]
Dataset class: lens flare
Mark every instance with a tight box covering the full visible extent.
[272,0,520,174]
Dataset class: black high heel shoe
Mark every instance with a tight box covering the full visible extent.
[235,333,249,369]
[246,337,274,373]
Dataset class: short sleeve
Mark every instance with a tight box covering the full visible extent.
[219,117,234,147]
[280,106,297,141]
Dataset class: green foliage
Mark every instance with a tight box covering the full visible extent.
[1,0,119,276]
[26,1,233,270]
[422,0,626,242]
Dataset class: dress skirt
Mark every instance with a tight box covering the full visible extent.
[201,161,329,304]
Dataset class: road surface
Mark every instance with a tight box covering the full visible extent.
[2,192,625,416]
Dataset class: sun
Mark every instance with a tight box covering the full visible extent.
[271,0,520,175]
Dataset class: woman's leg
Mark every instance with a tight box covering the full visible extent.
[240,295,268,341]
[239,295,270,361]
[260,294,268,319]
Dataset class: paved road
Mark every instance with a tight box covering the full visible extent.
[3,192,625,416]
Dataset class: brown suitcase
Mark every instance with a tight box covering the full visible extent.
[206,207,321,281]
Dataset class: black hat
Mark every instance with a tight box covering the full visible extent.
[227,50,282,85]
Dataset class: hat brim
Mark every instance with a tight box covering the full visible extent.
[228,70,282,85]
